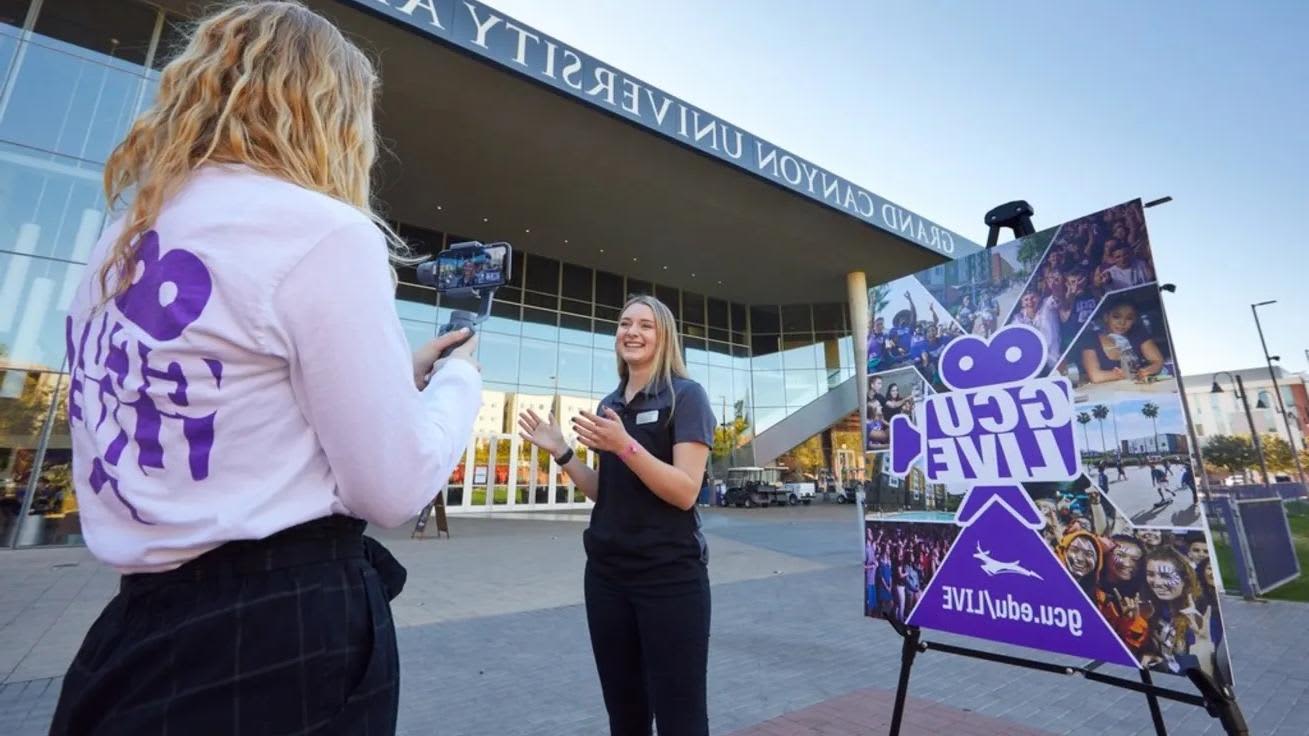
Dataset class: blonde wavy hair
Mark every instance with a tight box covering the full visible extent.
[616,295,690,409]
[99,0,407,299]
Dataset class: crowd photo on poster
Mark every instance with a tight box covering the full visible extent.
[864,520,960,622]
[865,367,930,452]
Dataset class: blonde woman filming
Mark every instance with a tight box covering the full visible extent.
[518,295,715,736]
[51,3,481,733]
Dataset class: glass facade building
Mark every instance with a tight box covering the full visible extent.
[0,0,866,547]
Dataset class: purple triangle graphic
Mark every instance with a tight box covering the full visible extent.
[908,488,1138,668]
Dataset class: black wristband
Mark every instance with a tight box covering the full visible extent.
[555,448,574,465]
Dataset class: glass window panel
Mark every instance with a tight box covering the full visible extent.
[561,297,590,316]
[1,2,31,30]
[595,304,620,322]
[686,362,710,393]
[496,286,522,304]
[730,302,746,333]
[395,288,437,323]
[592,320,617,348]
[518,338,557,388]
[751,335,782,371]
[478,331,520,385]
[707,341,732,367]
[9,371,80,546]
[627,278,652,299]
[523,290,557,310]
[732,369,751,409]
[0,254,79,372]
[1,369,67,547]
[826,367,846,390]
[781,337,819,370]
[731,345,750,360]
[592,349,616,393]
[525,254,559,294]
[559,314,591,345]
[1,37,150,164]
[521,308,557,341]
[151,14,188,70]
[399,319,433,351]
[34,0,158,66]
[686,343,708,366]
[708,327,730,343]
[750,305,780,334]
[753,405,788,434]
[812,302,845,331]
[731,330,747,346]
[682,292,705,325]
[821,337,843,372]
[708,366,732,410]
[595,270,623,307]
[0,144,109,261]
[655,285,679,320]
[752,370,785,407]
[561,263,591,301]
[707,298,728,329]
[484,302,521,335]
[785,370,823,406]
[556,343,591,392]
[682,324,706,339]
[781,304,812,333]
[507,248,524,287]
[683,335,706,351]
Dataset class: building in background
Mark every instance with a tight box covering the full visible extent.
[0,0,975,547]
[1184,367,1308,451]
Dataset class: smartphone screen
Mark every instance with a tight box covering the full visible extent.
[434,243,510,292]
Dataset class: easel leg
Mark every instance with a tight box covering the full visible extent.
[1185,669,1249,736]
[1140,669,1168,736]
[888,624,920,736]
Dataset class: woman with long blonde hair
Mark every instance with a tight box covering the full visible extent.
[518,294,715,735]
[52,3,481,733]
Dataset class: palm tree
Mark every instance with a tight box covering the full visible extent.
[1092,404,1110,456]
[1077,412,1092,452]
[1142,402,1160,453]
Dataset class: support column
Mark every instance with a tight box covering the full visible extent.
[846,271,870,444]
[847,271,870,554]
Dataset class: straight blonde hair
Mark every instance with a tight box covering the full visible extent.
[617,295,690,412]
[98,0,408,300]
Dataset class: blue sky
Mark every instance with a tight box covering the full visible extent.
[483,0,1307,377]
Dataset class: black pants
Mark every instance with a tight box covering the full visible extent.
[584,565,710,736]
[50,517,405,736]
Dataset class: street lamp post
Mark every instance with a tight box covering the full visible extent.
[1158,284,1210,498]
[1212,372,1271,485]
[1251,301,1306,484]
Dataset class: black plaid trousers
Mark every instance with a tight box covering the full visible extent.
[50,517,404,735]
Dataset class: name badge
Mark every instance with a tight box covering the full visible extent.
[635,410,659,425]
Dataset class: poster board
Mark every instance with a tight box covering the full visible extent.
[863,200,1233,689]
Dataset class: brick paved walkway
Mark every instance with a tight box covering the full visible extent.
[726,689,1052,736]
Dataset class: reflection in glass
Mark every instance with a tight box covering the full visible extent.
[752,370,785,407]
[519,338,558,388]
[0,254,77,372]
[2,370,74,547]
[784,369,823,406]
[556,343,591,392]
[478,331,520,386]
[0,35,151,164]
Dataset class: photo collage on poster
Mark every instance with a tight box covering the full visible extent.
[862,200,1233,688]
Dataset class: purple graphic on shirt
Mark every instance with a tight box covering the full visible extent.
[65,231,223,523]
[906,487,1137,667]
[889,325,1079,484]
[114,230,213,342]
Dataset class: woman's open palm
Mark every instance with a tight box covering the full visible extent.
[518,409,567,457]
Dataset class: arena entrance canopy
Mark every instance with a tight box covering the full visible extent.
[283,0,980,303]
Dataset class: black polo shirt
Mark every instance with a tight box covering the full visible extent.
[583,375,715,584]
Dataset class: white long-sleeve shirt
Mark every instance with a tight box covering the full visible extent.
[64,164,480,573]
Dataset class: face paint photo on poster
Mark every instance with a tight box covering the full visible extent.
[862,200,1235,691]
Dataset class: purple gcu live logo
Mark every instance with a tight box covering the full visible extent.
[890,325,1078,483]
[891,325,1138,667]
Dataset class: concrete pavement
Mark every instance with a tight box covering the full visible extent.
[2,504,1307,735]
